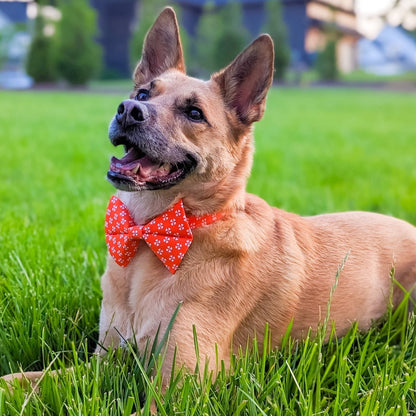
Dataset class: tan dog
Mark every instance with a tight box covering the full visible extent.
[98,6,416,375]
[3,5,416,396]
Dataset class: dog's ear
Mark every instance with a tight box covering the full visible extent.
[133,7,185,85]
[212,35,274,125]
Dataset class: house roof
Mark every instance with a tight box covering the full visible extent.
[0,1,28,24]
[0,9,11,29]
[358,25,416,74]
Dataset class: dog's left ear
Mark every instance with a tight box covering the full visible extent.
[133,7,185,85]
[212,34,274,125]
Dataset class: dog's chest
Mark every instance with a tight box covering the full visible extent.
[110,244,181,339]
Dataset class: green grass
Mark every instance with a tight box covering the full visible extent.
[339,69,416,84]
[288,69,416,85]
[1,87,416,415]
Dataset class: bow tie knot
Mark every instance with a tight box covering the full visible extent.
[127,226,143,239]
[105,196,223,274]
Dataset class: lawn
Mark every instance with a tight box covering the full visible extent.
[0,86,416,415]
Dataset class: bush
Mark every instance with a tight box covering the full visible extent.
[0,25,14,68]
[262,0,291,83]
[192,2,219,77]
[315,39,339,81]
[213,2,250,70]
[26,14,58,83]
[56,0,101,85]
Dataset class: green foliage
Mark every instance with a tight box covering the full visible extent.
[1,88,416,413]
[56,0,102,85]
[213,2,250,71]
[0,33,3,67]
[315,39,339,81]
[24,0,102,85]
[129,0,169,71]
[262,0,291,83]
[0,24,14,67]
[191,2,218,77]
[193,1,250,77]
[26,14,58,83]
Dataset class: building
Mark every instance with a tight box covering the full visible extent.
[1,0,360,80]
[0,0,32,88]
[0,0,28,23]
[358,25,416,75]
[91,0,359,78]
[306,0,359,73]
[89,0,136,78]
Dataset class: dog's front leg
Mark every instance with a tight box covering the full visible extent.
[1,370,45,387]
[0,367,62,396]
[95,301,126,355]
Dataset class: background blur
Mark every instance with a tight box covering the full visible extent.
[0,0,415,88]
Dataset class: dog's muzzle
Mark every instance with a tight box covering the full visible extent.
[107,100,198,192]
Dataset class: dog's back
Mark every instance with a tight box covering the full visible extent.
[205,193,416,348]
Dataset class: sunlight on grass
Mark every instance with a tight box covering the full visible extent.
[1,87,415,414]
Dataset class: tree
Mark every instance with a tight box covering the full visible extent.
[315,39,338,81]
[370,0,416,32]
[194,1,250,77]
[56,0,101,85]
[193,2,219,77]
[314,7,339,82]
[26,13,58,83]
[0,23,13,68]
[262,0,291,83]
[213,1,250,71]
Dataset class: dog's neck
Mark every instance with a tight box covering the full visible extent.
[116,185,246,225]
[116,190,178,225]
[116,178,248,225]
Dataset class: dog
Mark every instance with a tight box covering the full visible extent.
[3,5,416,402]
[98,5,416,377]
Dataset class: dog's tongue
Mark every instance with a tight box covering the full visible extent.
[112,147,141,170]
[110,147,170,180]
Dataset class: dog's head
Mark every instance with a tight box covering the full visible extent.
[108,7,274,211]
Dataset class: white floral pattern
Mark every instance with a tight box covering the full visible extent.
[105,196,224,274]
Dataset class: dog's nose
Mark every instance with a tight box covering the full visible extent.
[116,99,149,127]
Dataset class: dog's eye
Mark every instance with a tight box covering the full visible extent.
[136,89,150,101]
[186,107,204,122]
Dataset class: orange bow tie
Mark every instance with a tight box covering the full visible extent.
[105,196,223,274]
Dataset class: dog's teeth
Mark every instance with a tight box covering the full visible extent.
[160,163,171,171]
[132,164,140,174]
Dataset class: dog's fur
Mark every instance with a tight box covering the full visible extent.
[3,6,416,394]
[97,7,416,375]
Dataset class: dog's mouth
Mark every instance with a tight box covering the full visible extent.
[107,140,197,191]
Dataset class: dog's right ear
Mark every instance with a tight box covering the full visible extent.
[133,7,185,85]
